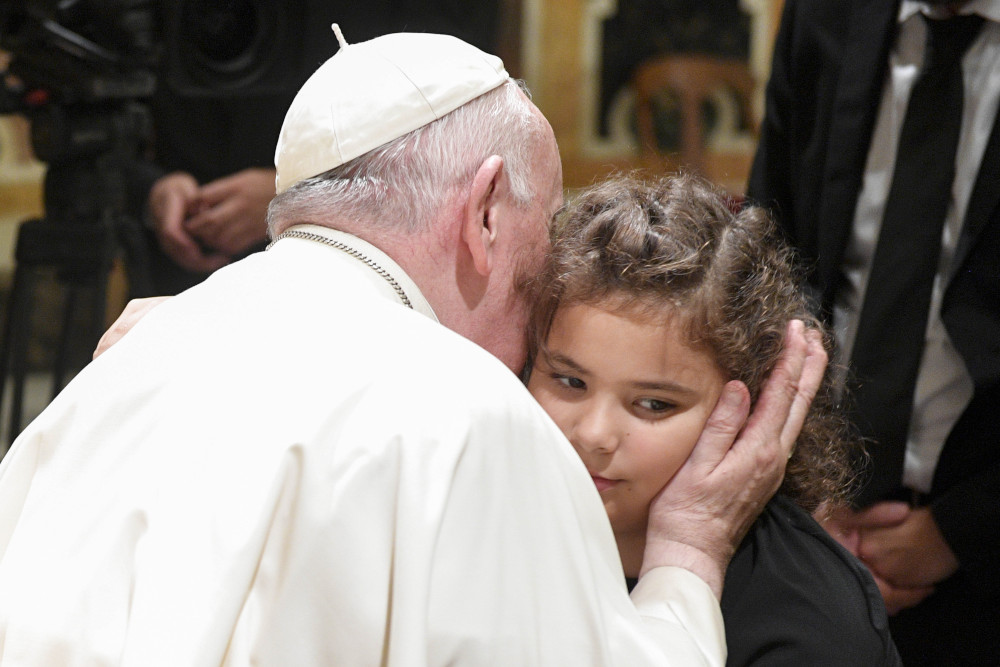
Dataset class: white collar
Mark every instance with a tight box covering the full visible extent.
[271,224,438,322]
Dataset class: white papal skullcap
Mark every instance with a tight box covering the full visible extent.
[274,24,510,194]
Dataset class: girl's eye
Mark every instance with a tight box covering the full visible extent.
[637,398,674,412]
[554,374,585,390]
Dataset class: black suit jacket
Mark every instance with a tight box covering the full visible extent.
[748,1,1000,662]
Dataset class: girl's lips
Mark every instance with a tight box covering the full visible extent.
[591,475,618,492]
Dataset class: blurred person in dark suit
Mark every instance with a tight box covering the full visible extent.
[748,1,1000,664]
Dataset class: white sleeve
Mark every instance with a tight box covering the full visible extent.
[631,567,727,666]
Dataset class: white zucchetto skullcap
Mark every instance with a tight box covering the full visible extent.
[274,25,509,194]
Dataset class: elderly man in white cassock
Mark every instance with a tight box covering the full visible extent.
[0,27,825,666]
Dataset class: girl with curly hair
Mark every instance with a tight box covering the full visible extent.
[525,174,900,665]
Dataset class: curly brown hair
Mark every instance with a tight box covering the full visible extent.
[525,173,861,512]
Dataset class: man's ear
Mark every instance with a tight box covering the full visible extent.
[462,155,504,277]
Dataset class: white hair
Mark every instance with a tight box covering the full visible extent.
[267,80,547,237]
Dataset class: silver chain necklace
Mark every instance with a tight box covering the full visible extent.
[268,229,414,309]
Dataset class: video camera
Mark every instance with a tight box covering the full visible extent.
[0,0,308,109]
[0,0,310,214]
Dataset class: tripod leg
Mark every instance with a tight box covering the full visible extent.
[51,270,108,399]
[3,264,37,444]
[51,283,79,400]
[89,264,111,355]
[0,269,19,423]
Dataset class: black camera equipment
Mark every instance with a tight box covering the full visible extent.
[0,0,308,444]
[0,0,159,444]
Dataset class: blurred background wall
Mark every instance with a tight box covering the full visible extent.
[0,0,784,280]
[524,0,784,193]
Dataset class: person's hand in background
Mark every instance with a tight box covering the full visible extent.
[183,168,275,257]
[149,172,230,273]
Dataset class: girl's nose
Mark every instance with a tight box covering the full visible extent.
[570,399,620,456]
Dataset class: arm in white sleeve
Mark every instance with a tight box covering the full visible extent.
[632,567,727,666]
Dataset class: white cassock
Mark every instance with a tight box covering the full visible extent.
[0,225,724,666]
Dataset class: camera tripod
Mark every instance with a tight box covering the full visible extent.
[0,104,152,447]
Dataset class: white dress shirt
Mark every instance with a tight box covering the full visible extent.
[834,0,1000,493]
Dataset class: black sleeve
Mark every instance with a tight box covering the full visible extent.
[721,496,902,667]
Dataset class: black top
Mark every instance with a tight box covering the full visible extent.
[628,495,901,666]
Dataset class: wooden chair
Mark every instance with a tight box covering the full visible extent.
[633,54,758,175]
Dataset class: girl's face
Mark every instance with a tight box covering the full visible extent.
[527,301,727,537]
